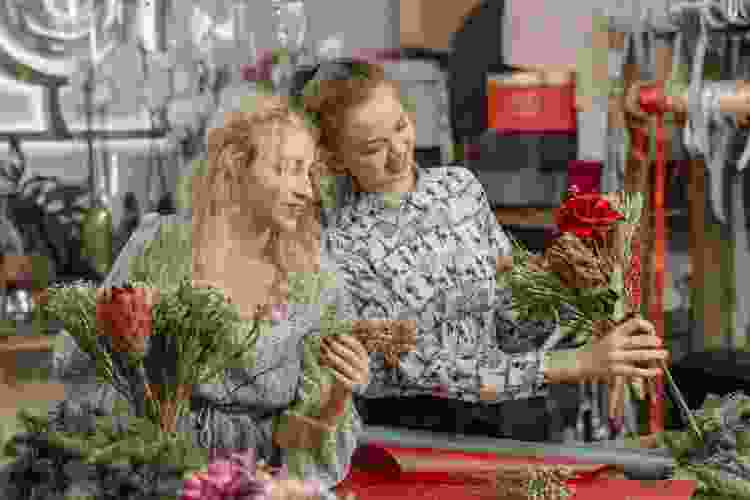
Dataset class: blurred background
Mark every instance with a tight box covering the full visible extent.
[0,0,710,440]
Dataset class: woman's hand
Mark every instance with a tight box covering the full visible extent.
[576,317,668,380]
[496,255,514,275]
[318,335,370,424]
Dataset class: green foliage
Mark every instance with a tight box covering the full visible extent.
[319,176,338,209]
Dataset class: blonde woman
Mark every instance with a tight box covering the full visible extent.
[44,94,369,499]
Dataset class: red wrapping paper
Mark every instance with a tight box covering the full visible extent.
[336,445,695,500]
[336,445,694,500]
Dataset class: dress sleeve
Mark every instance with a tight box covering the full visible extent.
[277,262,363,488]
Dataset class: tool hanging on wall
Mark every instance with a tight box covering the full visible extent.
[138,33,171,214]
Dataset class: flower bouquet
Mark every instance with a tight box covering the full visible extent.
[4,276,325,500]
[498,187,646,360]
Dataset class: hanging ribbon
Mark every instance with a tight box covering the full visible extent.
[635,81,667,435]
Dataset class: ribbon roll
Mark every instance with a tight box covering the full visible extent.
[635,81,669,435]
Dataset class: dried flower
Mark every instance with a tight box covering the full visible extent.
[493,464,576,500]
[350,319,417,369]
[544,233,613,291]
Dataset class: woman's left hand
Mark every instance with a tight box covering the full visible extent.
[318,335,370,421]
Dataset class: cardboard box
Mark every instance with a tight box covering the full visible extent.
[399,0,482,50]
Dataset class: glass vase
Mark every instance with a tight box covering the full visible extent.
[81,158,113,279]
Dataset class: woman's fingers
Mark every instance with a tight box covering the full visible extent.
[612,364,662,378]
[496,255,514,274]
[323,336,369,377]
[330,334,369,363]
[614,317,656,338]
[328,365,358,392]
[322,341,367,385]
[618,334,663,350]
[611,348,669,364]
[609,376,625,420]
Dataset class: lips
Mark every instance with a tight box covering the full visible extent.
[285,204,306,214]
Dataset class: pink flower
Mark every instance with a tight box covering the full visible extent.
[181,457,272,500]
[271,304,289,322]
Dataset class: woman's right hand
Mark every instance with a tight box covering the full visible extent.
[575,317,668,380]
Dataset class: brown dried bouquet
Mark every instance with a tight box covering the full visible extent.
[349,319,417,369]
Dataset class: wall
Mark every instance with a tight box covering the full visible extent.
[0,0,401,227]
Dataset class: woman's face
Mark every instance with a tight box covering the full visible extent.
[337,83,416,192]
[248,125,316,234]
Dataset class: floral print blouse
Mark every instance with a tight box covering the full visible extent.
[324,166,559,403]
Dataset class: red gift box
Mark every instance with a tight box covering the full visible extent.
[487,77,577,133]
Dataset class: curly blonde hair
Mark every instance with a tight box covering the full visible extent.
[192,94,323,316]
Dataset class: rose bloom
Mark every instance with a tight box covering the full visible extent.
[554,193,625,243]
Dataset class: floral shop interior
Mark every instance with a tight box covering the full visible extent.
[0,0,750,499]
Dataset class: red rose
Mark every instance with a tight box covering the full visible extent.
[96,286,155,354]
[554,193,625,241]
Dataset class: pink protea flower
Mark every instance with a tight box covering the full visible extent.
[180,449,323,500]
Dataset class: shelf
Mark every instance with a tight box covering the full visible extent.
[493,207,553,227]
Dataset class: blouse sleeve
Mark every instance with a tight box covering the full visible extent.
[466,169,560,402]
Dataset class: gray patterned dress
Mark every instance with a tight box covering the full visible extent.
[324,166,561,404]
[23,214,361,499]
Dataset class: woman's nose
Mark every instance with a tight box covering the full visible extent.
[388,141,409,164]
[292,176,314,202]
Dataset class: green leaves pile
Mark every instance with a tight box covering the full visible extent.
[9,402,208,480]
[652,394,750,499]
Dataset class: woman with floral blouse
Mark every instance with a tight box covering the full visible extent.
[291,60,668,441]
